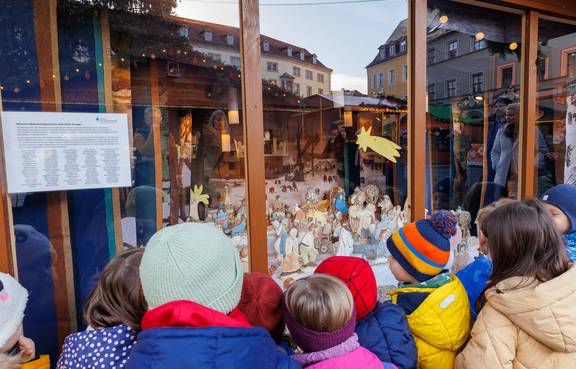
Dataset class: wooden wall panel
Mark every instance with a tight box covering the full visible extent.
[239,0,268,273]
[408,0,428,221]
[32,0,78,344]
[0,95,16,275]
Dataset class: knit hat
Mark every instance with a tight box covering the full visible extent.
[542,184,576,233]
[238,273,284,342]
[387,210,458,282]
[283,302,357,353]
[0,273,28,349]
[140,222,243,313]
[315,256,377,320]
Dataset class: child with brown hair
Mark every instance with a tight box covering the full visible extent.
[283,274,397,369]
[56,248,147,369]
[456,199,576,369]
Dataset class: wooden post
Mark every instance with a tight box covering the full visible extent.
[0,94,16,276]
[518,10,539,199]
[239,0,268,273]
[408,0,428,220]
[32,0,78,342]
[150,59,164,231]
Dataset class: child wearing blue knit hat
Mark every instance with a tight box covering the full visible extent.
[542,184,576,261]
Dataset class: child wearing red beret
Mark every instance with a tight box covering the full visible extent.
[315,257,417,369]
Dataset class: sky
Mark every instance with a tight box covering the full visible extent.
[175,0,408,93]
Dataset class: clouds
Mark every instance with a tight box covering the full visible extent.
[331,73,368,94]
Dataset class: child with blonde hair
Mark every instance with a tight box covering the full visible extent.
[283,274,397,369]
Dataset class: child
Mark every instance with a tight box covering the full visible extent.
[542,184,576,261]
[456,199,576,369]
[125,223,299,369]
[57,248,147,369]
[386,210,471,369]
[283,274,397,369]
[0,273,35,368]
[237,272,285,345]
[455,198,514,320]
[315,256,417,369]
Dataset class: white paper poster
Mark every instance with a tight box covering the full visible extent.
[2,111,132,193]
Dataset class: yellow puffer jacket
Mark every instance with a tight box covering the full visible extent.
[389,274,471,369]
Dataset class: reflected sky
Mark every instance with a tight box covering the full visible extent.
[176,0,408,92]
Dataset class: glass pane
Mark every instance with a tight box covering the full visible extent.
[0,0,246,361]
[536,19,576,194]
[426,1,522,235]
[260,1,408,293]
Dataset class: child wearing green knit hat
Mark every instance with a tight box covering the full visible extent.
[126,222,299,369]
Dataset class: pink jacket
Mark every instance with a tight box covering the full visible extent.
[307,347,393,369]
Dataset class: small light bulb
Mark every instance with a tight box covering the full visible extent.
[509,42,518,51]
[475,32,485,41]
[439,15,448,24]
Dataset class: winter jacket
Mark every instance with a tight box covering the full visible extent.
[455,256,492,320]
[455,264,576,369]
[356,302,417,369]
[57,325,136,369]
[306,347,393,369]
[126,300,300,369]
[565,232,576,262]
[389,273,471,369]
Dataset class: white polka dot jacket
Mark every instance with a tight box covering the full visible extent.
[56,324,136,369]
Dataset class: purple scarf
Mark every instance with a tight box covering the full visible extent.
[292,334,360,367]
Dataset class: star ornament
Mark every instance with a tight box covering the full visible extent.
[356,126,401,163]
[191,184,210,205]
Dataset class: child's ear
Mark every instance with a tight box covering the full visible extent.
[479,231,488,255]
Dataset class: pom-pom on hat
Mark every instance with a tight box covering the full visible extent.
[238,272,285,343]
[387,210,458,282]
[140,222,243,313]
[0,273,28,349]
[542,184,576,233]
[315,256,377,320]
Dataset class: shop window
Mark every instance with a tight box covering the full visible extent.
[0,1,250,360]
[293,66,301,77]
[446,78,456,97]
[448,39,458,58]
[267,61,278,72]
[537,20,576,195]
[472,72,483,93]
[427,0,522,224]
[259,0,408,291]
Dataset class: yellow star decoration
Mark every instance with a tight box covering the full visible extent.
[356,126,401,163]
[190,184,210,205]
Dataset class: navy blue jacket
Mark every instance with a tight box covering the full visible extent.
[356,301,417,369]
[126,326,301,369]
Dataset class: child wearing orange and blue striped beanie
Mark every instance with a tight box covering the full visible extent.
[386,211,472,369]
[387,210,457,283]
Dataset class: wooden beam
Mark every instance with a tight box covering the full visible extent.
[484,0,576,18]
[239,0,268,273]
[408,0,427,221]
[32,0,78,344]
[98,9,124,254]
[518,10,539,199]
[0,94,16,276]
[149,60,164,231]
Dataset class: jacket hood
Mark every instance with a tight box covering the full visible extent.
[486,264,576,353]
